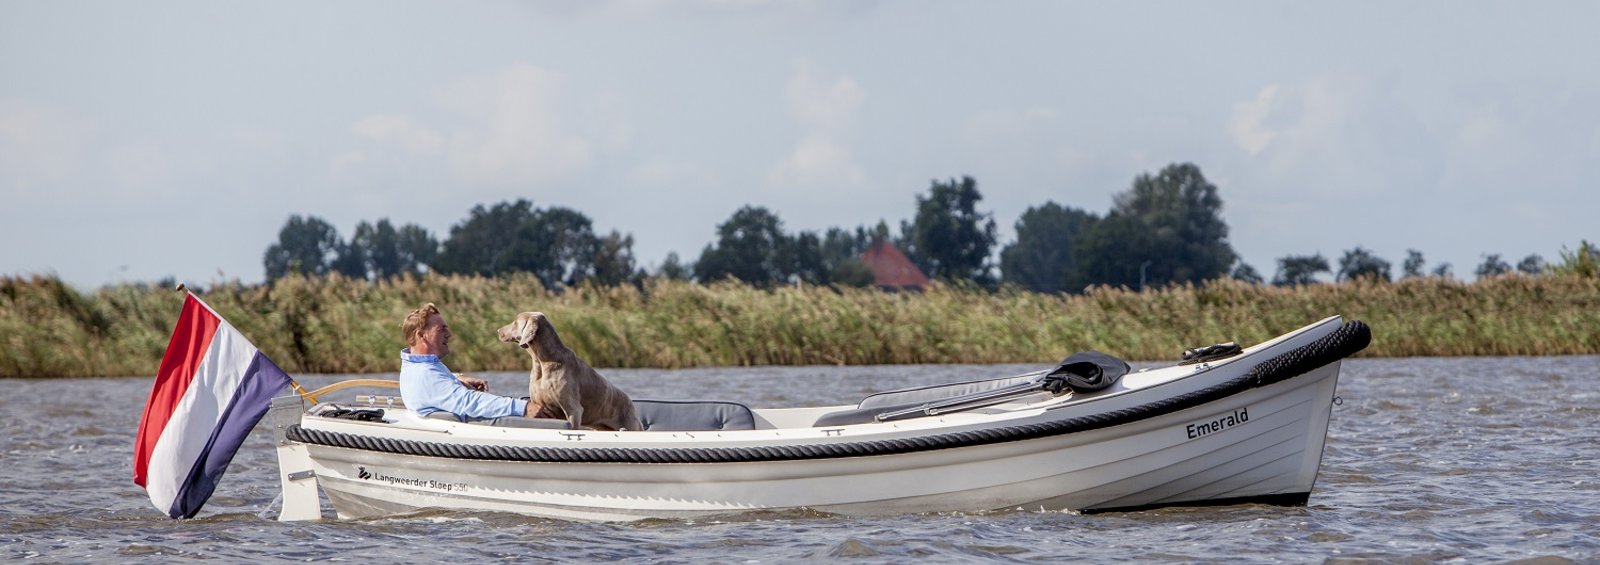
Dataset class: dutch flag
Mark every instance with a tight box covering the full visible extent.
[132,292,292,519]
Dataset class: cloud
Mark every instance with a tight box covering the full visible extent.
[337,64,624,188]
[351,115,443,156]
[1228,85,1280,155]
[443,64,595,186]
[1227,76,1363,162]
[963,106,1062,140]
[632,156,719,187]
[784,64,864,133]
[330,150,367,175]
[0,98,92,194]
[106,143,173,188]
[769,64,866,191]
[1221,72,1435,200]
[768,134,863,188]
[540,0,881,19]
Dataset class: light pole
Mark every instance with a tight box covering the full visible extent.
[1139,260,1152,292]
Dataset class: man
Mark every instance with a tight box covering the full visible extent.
[398,302,543,420]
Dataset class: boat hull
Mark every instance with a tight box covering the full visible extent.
[274,317,1361,522]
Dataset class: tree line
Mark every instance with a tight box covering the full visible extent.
[263,162,1596,291]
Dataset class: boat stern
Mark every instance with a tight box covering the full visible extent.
[269,394,322,521]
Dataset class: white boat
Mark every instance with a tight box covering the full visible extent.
[268,316,1370,522]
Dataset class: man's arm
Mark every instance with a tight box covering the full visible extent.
[404,364,526,420]
[455,374,488,391]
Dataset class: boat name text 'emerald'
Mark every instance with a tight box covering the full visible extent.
[1186,407,1249,439]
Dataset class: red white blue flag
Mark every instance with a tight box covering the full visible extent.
[133,292,292,519]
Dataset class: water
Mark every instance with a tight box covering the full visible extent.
[3,357,1597,563]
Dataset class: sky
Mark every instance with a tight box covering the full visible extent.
[3,1,1597,288]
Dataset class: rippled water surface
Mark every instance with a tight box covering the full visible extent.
[3,357,1597,563]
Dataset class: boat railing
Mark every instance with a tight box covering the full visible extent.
[293,378,401,404]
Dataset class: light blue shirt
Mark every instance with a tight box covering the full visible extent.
[398,348,526,421]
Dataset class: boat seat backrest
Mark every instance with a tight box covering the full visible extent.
[856,374,1038,409]
[634,399,756,431]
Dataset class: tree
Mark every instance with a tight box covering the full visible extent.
[433,200,537,277]
[514,206,600,288]
[1231,261,1264,284]
[1337,247,1391,282]
[591,231,641,286]
[829,259,875,287]
[264,215,342,281]
[395,223,439,277]
[339,219,439,280]
[1066,163,1237,290]
[776,231,827,285]
[809,225,892,287]
[1516,254,1545,275]
[351,220,399,279]
[899,176,998,284]
[656,252,692,280]
[1000,202,1095,292]
[432,200,617,288]
[330,241,368,279]
[695,206,789,287]
[1402,249,1426,279]
[1273,254,1330,286]
[1476,254,1511,278]
[1431,263,1454,279]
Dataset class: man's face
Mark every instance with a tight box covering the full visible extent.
[417,314,452,358]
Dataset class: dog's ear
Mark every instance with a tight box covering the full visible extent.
[517,315,536,348]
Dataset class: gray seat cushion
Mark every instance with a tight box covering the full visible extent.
[634,400,756,431]
[425,411,570,429]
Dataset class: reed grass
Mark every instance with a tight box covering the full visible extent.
[2,273,1597,378]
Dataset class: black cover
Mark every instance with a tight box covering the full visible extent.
[318,407,386,422]
[1181,342,1243,365]
[1043,351,1130,393]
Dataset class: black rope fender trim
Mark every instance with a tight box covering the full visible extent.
[286,320,1371,464]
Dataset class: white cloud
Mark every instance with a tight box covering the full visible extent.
[1227,77,1364,161]
[106,143,173,188]
[769,64,866,191]
[784,64,864,133]
[330,150,368,175]
[351,115,443,156]
[0,98,92,194]
[768,133,863,188]
[550,0,879,19]
[1228,84,1280,155]
[963,106,1061,140]
[337,64,622,188]
[444,64,596,186]
[633,156,719,187]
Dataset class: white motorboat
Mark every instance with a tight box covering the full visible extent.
[268,315,1370,522]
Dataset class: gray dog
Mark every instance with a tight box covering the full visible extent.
[497,312,643,431]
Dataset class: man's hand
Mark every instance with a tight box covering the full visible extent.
[455,374,488,392]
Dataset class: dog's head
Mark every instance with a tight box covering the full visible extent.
[497,312,549,350]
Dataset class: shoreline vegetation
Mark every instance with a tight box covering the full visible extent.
[3,273,1598,378]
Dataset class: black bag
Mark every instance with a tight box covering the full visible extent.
[1042,351,1131,394]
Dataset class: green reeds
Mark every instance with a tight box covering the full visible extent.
[2,273,1597,378]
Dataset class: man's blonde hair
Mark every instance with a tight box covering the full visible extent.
[402,303,442,346]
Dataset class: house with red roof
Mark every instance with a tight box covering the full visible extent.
[860,240,931,291]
